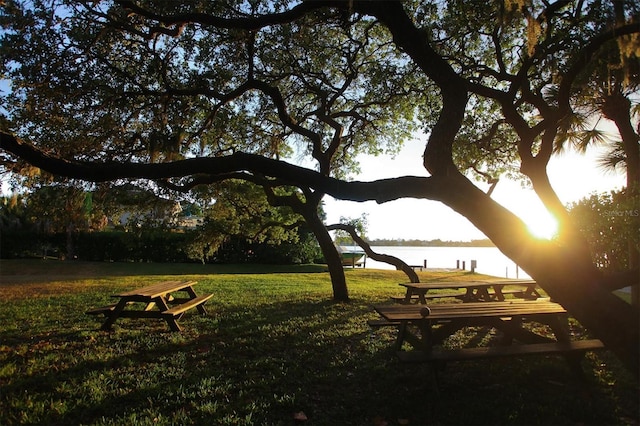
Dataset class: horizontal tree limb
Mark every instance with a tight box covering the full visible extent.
[0,131,449,204]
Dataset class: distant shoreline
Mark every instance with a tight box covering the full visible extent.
[365,238,496,248]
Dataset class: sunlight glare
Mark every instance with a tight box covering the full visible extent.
[524,211,559,239]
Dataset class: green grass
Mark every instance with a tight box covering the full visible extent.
[0,260,637,425]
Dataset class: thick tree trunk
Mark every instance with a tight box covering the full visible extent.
[601,92,640,308]
[262,186,350,302]
[303,209,349,302]
[442,175,639,377]
[523,157,595,268]
[66,223,75,260]
[523,244,639,378]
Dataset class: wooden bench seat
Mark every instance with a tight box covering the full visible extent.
[162,294,213,317]
[468,289,535,299]
[391,293,464,303]
[86,303,132,316]
[368,319,402,327]
[391,289,536,304]
[396,339,605,363]
[491,289,540,299]
[86,304,116,316]
[490,289,526,296]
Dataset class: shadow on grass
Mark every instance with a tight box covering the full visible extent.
[2,296,638,425]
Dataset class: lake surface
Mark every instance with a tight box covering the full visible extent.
[362,246,531,279]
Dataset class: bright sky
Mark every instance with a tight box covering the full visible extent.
[323,133,627,241]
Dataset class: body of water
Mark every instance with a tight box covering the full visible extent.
[362,246,531,279]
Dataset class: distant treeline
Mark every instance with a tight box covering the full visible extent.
[367,238,495,247]
[0,230,323,265]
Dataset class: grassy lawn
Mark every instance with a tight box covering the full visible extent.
[0,260,637,425]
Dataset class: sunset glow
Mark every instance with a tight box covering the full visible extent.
[524,211,559,240]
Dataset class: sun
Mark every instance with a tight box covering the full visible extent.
[524,212,559,239]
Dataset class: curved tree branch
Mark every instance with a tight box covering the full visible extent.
[326,223,419,283]
[114,1,321,31]
[0,131,450,204]
[361,2,468,177]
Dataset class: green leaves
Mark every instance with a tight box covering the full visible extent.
[185,179,309,263]
[2,0,423,184]
[568,189,640,271]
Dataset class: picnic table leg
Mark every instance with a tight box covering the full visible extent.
[100,298,129,331]
[154,296,182,332]
[546,314,571,342]
[394,322,408,351]
[491,317,556,345]
[184,286,209,315]
[497,316,519,345]
[402,288,419,304]
[402,289,412,303]
[544,314,587,376]
[462,288,475,302]
[476,287,493,301]
[395,319,434,351]
[522,284,541,300]
[418,319,445,391]
[462,287,490,302]
[491,284,506,301]
[431,320,466,345]
[417,319,433,352]
[144,301,157,311]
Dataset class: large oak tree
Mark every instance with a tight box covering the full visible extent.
[1,1,638,375]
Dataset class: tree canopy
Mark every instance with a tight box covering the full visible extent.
[1,1,639,375]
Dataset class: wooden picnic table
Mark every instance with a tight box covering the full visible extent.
[373,300,604,376]
[86,280,212,332]
[397,279,541,304]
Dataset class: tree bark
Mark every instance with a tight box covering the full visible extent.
[301,205,349,302]
[439,174,639,377]
[601,92,640,308]
[66,223,75,260]
[326,223,420,283]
